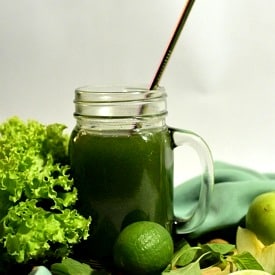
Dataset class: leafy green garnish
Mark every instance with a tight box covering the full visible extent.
[51,258,93,275]
[202,243,235,255]
[2,200,91,263]
[164,239,264,274]
[236,226,275,273]
[171,240,198,268]
[232,251,264,271]
[0,117,91,264]
[164,262,201,275]
[51,258,109,275]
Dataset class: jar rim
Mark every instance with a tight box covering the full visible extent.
[74,85,166,103]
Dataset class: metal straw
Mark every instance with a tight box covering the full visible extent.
[149,0,196,90]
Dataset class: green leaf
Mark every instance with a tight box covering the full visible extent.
[163,261,201,275]
[51,258,92,275]
[236,226,275,273]
[175,247,200,267]
[196,242,235,268]
[202,243,235,255]
[232,251,264,270]
[171,240,199,268]
[51,258,109,275]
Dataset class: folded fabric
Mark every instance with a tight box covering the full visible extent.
[174,161,275,240]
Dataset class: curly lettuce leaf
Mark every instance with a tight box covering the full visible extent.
[1,200,91,263]
[0,117,73,207]
[0,117,91,264]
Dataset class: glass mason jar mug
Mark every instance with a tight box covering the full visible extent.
[69,85,214,267]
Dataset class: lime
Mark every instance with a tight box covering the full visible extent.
[246,192,275,245]
[113,221,174,274]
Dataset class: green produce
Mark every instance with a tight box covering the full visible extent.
[0,117,91,265]
[166,238,263,274]
[113,221,174,275]
[246,192,275,245]
[237,227,275,274]
[51,258,93,275]
[51,239,266,275]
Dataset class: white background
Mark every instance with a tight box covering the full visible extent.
[1,0,275,183]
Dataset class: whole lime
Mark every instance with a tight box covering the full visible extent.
[246,191,275,245]
[113,221,174,274]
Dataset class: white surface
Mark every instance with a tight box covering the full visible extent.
[1,0,275,183]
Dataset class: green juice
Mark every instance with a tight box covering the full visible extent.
[69,127,174,266]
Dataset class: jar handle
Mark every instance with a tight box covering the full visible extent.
[169,127,214,234]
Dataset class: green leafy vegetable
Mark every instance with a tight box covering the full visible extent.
[198,242,235,269]
[0,117,91,264]
[51,258,93,275]
[170,240,199,268]
[236,226,275,273]
[202,243,235,255]
[232,252,264,271]
[51,258,109,275]
[163,261,201,275]
[164,250,210,275]
[165,238,264,274]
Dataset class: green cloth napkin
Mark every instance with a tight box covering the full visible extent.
[174,161,275,241]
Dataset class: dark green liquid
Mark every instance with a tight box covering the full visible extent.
[69,128,174,266]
